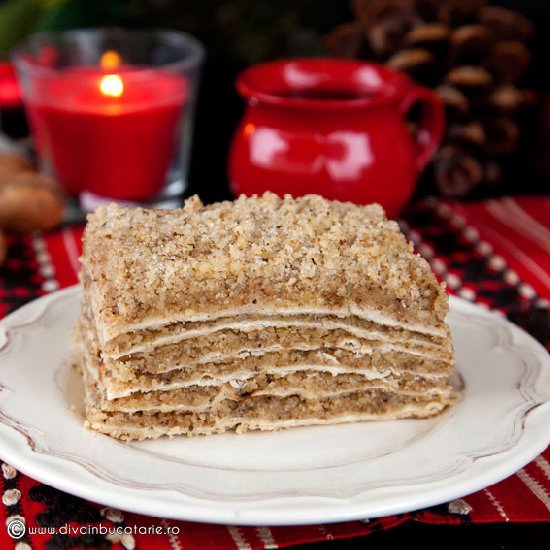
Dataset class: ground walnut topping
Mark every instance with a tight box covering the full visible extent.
[83,193,447,335]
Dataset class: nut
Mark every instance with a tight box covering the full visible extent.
[0,153,33,186]
[0,173,65,232]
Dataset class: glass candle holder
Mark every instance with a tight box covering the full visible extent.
[13,29,204,211]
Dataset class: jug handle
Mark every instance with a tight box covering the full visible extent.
[399,85,445,172]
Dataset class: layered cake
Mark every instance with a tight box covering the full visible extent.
[74,193,457,440]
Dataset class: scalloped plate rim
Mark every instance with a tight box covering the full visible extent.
[0,286,548,525]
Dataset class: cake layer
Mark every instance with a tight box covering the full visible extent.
[103,352,453,399]
[95,373,456,414]
[82,194,448,344]
[75,321,454,400]
[97,310,451,357]
[78,340,455,413]
[85,396,451,441]
[83,274,449,350]
[79,292,450,357]
[81,361,454,441]
[79,310,453,369]
[81,269,449,343]
[78,308,454,373]
[76,318,454,399]
[110,326,453,371]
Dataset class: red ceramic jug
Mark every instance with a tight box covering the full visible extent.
[229,59,445,218]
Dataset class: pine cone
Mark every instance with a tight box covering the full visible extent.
[324,22,364,58]
[325,0,535,198]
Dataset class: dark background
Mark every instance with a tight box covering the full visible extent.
[1,3,548,547]
[185,0,550,204]
[1,0,549,203]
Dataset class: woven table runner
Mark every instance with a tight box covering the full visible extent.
[0,195,549,550]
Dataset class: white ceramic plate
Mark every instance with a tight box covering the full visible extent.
[0,286,549,525]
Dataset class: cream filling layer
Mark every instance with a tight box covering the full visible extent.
[99,317,450,358]
[101,365,449,399]
[86,287,447,347]
[79,343,454,414]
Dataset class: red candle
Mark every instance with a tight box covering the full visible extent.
[26,53,187,199]
[0,62,28,139]
[0,62,22,107]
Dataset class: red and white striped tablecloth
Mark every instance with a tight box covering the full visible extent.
[0,195,549,549]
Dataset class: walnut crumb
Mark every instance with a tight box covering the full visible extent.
[82,193,447,335]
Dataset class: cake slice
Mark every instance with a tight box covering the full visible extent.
[74,193,458,440]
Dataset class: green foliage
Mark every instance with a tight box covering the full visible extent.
[0,0,48,55]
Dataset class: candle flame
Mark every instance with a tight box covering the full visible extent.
[100,74,124,98]
[100,50,121,71]
[99,50,123,98]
